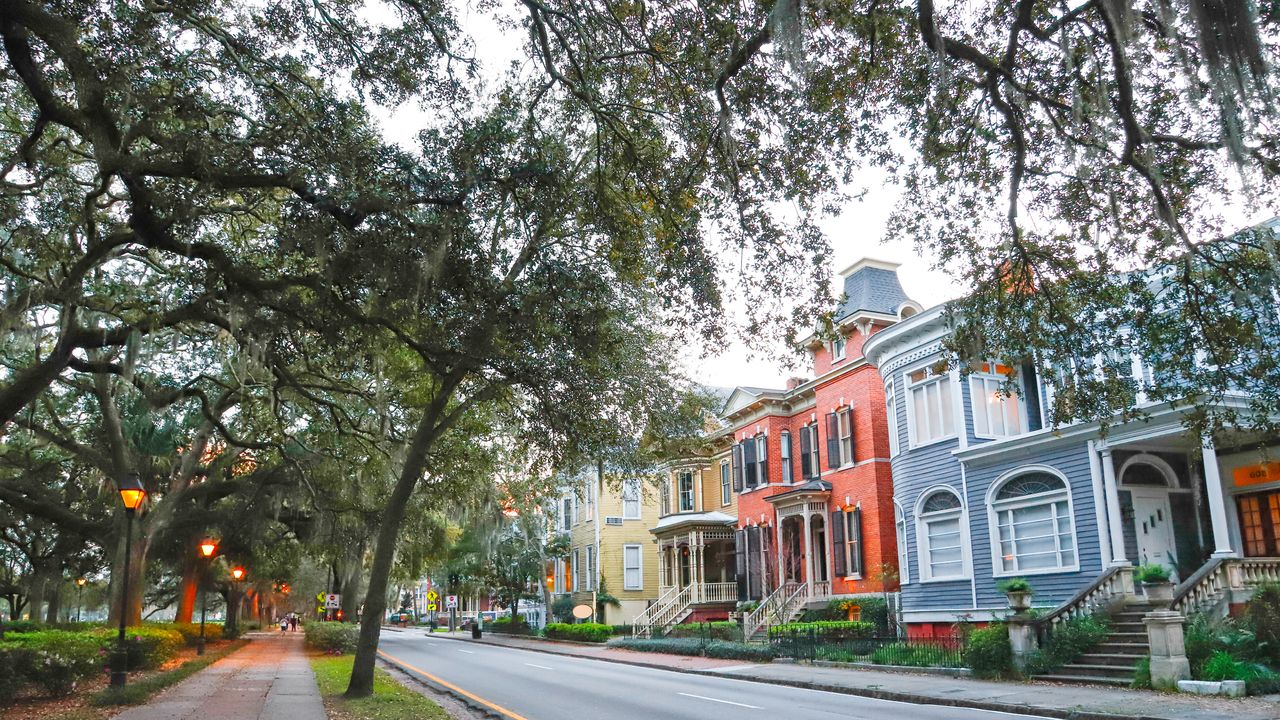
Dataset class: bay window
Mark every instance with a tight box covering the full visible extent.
[678,470,695,511]
[907,366,955,446]
[970,361,1024,438]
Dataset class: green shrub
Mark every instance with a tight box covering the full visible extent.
[995,578,1033,594]
[550,595,576,623]
[2,630,104,696]
[1024,615,1109,675]
[304,621,359,654]
[0,620,42,635]
[1133,563,1171,584]
[608,624,634,636]
[797,607,843,623]
[0,644,31,702]
[162,622,225,646]
[89,626,184,671]
[772,620,876,639]
[607,636,705,655]
[1131,656,1152,689]
[488,617,535,635]
[664,622,742,641]
[1245,581,1280,666]
[964,624,1014,679]
[702,640,777,661]
[820,597,891,632]
[544,622,611,643]
[870,642,964,668]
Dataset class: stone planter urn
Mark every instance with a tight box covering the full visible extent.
[1005,591,1033,612]
[1143,581,1175,606]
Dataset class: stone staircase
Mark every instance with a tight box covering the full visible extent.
[1033,602,1151,686]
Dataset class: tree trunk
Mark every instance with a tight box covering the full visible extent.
[345,413,441,697]
[108,513,149,626]
[174,553,199,623]
[26,573,47,624]
[340,543,363,620]
[45,585,61,624]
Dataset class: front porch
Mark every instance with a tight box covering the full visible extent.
[768,481,835,602]
[634,511,737,636]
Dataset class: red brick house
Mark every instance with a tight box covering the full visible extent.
[722,259,922,633]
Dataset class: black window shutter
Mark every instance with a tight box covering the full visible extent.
[758,436,769,484]
[732,443,744,492]
[831,510,846,577]
[849,508,864,577]
[799,426,812,479]
[826,412,841,469]
[743,438,757,487]
[761,528,775,595]
[734,529,748,601]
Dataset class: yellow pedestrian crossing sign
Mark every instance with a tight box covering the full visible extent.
[427,590,439,602]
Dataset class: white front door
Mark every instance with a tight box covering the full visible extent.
[1132,491,1179,581]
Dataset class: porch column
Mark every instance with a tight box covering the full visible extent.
[692,533,703,602]
[1201,439,1237,558]
[1099,444,1129,565]
[774,520,785,589]
[802,508,815,593]
[658,546,667,589]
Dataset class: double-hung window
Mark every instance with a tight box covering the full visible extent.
[561,498,572,531]
[623,545,643,590]
[918,489,965,580]
[585,546,596,591]
[720,461,731,505]
[583,482,595,521]
[571,550,580,592]
[622,478,641,519]
[990,472,1076,574]
[660,479,670,516]
[780,431,792,483]
[895,503,909,583]
[970,361,1024,438]
[833,335,847,361]
[907,366,955,446]
[678,470,695,512]
[838,408,853,465]
[754,434,768,484]
[799,423,820,479]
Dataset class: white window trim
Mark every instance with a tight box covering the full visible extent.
[914,484,972,583]
[843,508,862,579]
[904,360,958,449]
[623,544,643,590]
[779,431,793,484]
[838,407,854,467]
[585,546,596,591]
[894,500,910,584]
[622,478,641,519]
[677,470,695,512]
[985,465,1080,578]
[886,379,900,458]
[969,363,1028,440]
[833,335,847,361]
[720,460,731,506]
[571,550,579,592]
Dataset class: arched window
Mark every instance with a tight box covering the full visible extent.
[990,471,1077,574]
[918,489,965,580]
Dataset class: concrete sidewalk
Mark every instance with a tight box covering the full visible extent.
[112,633,325,720]
[432,630,1280,720]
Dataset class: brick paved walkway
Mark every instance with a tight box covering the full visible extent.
[112,633,325,720]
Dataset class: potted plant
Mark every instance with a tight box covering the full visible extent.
[1134,564,1174,604]
[997,578,1034,612]
[832,598,863,621]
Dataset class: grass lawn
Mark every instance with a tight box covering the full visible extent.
[310,654,450,720]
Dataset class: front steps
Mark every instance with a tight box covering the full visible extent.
[1032,603,1151,687]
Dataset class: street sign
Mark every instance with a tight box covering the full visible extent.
[427,590,439,602]
[427,603,437,611]
[325,593,341,609]
[445,594,458,609]
[572,604,593,620]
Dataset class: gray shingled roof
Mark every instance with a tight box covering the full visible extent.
[836,266,911,320]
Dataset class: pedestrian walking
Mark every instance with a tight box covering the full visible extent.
[289,613,298,632]
[279,617,288,633]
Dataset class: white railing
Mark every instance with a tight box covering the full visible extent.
[647,585,694,636]
[632,585,683,637]
[743,582,807,641]
[1033,565,1134,643]
[1173,557,1280,617]
[812,580,831,600]
[702,582,737,603]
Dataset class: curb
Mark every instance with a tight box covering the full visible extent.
[420,633,1169,720]
[378,657,505,720]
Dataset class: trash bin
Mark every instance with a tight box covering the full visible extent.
[471,624,482,639]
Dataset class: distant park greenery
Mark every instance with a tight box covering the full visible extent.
[2,0,1277,702]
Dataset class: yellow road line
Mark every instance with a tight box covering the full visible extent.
[378,649,532,720]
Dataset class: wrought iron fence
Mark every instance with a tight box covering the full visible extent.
[768,627,968,668]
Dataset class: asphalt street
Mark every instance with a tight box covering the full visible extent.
[376,633,1043,720]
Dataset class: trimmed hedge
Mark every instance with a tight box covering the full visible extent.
[607,636,776,661]
[488,617,536,635]
[90,626,185,670]
[544,622,611,643]
[870,642,964,668]
[0,630,104,698]
[774,620,876,637]
[663,621,742,641]
[304,621,359,654]
[161,622,225,646]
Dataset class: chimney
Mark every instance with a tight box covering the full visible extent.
[786,376,807,390]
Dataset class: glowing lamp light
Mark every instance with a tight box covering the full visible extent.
[199,539,219,559]
[117,473,147,512]
[231,567,245,581]
[76,578,87,587]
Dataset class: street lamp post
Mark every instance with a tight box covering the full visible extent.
[197,539,218,656]
[229,567,245,636]
[112,473,147,688]
[75,578,87,623]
